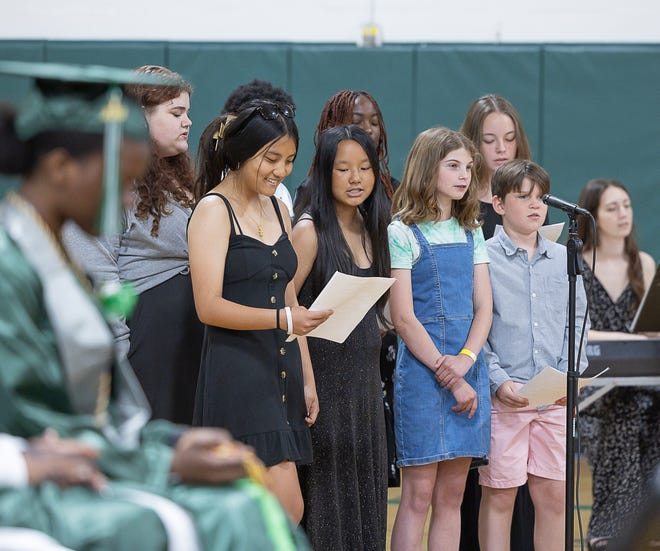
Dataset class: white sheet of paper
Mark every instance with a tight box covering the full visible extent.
[287,271,395,344]
[538,222,565,242]
[517,366,608,407]
[494,222,564,243]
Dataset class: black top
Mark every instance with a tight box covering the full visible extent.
[582,263,635,332]
[479,201,502,240]
[297,266,387,551]
[193,194,312,466]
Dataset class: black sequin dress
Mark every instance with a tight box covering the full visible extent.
[580,262,660,540]
[193,194,312,467]
[297,268,387,551]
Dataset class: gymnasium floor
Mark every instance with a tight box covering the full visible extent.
[385,456,596,550]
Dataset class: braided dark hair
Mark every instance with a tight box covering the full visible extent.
[313,90,394,199]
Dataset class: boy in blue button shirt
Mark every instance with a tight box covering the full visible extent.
[478,160,589,551]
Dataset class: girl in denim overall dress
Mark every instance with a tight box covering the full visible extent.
[387,127,492,550]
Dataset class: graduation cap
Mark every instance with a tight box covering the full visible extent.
[0,60,175,234]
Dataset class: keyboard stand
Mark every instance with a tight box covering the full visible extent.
[579,376,660,409]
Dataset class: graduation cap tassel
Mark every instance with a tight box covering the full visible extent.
[96,88,138,321]
[99,87,128,236]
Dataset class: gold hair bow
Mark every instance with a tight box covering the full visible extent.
[212,115,236,151]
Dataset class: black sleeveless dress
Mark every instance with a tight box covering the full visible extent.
[193,194,313,467]
[297,267,387,551]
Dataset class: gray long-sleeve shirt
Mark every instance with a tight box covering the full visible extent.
[62,195,192,357]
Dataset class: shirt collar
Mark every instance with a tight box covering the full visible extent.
[495,227,555,259]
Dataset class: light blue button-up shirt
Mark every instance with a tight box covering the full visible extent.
[484,230,590,394]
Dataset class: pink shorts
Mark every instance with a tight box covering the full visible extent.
[479,383,566,489]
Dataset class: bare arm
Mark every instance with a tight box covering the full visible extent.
[291,216,317,294]
[285,279,319,425]
[588,329,647,341]
[389,268,443,370]
[465,263,493,355]
[434,263,492,387]
[287,208,321,424]
[188,195,331,332]
[640,251,656,291]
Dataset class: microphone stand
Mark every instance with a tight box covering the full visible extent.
[564,213,584,550]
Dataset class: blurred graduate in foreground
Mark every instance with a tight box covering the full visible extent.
[0,60,309,551]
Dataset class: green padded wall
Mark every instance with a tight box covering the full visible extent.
[0,41,45,193]
[288,45,415,189]
[1,41,658,260]
[541,46,660,253]
[413,45,542,156]
[44,40,166,67]
[167,43,290,163]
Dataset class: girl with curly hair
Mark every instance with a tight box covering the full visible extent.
[66,65,202,425]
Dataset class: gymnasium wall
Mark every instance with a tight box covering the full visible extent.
[1,41,658,259]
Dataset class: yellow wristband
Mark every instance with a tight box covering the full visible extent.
[459,348,477,363]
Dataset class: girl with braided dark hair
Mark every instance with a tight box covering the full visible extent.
[293,89,397,221]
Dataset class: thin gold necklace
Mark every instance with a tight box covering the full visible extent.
[247,210,265,238]
[240,197,265,239]
[223,178,265,239]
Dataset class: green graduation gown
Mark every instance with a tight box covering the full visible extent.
[0,196,308,551]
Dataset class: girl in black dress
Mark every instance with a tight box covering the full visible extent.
[292,126,391,550]
[294,89,402,489]
[188,100,332,523]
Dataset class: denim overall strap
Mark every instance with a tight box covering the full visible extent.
[409,224,474,323]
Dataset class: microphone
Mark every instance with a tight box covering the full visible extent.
[542,194,591,217]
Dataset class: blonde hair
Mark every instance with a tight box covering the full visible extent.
[392,127,480,229]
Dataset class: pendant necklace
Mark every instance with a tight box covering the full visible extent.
[245,201,265,239]
[227,177,265,239]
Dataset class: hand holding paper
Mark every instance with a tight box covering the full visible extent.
[289,305,334,336]
[288,271,395,343]
[517,366,608,407]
